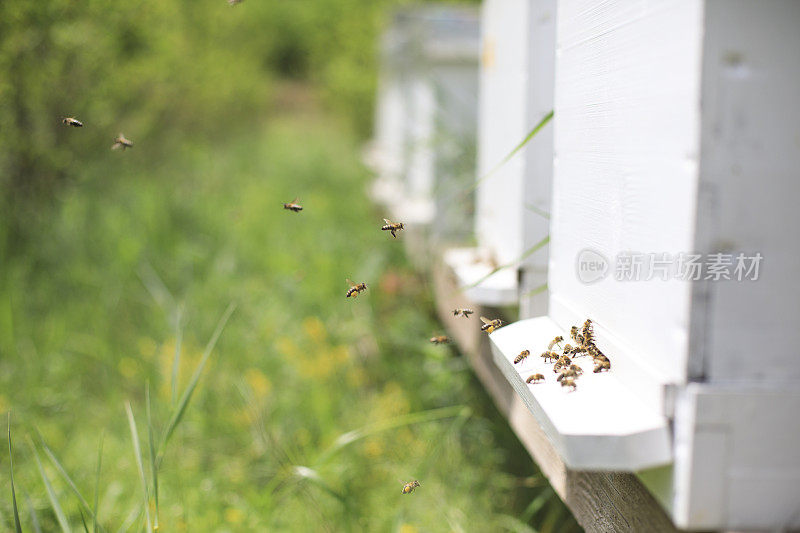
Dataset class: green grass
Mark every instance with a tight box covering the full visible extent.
[1,105,579,531]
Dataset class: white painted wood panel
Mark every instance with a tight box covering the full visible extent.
[551,0,705,383]
[520,0,556,319]
[476,0,530,266]
[692,0,800,383]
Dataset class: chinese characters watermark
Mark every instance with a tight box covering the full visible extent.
[576,249,763,284]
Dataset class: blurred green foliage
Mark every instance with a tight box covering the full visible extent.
[1,0,578,531]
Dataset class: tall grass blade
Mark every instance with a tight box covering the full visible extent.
[125,403,152,533]
[137,262,176,315]
[79,509,90,533]
[92,433,103,533]
[158,303,236,462]
[115,504,143,533]
[463,235,550,290]
[7,414,23,533]
[521,487,553,523]
[524,203,550,220]
[171,306,184,406]
[40,435,99,526]
[496,514,539,533]
[463,110,554,197]
[145,384,159,531]
[315,405,468,465]
[521,283,548,299]
[29,439,71,532]
[24,489,43,533]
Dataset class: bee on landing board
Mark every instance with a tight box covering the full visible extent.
[429,335,449,344]
[553,355,572,373]
[283,197,303,212]
[541,351,559,363]
[560,377,577,391]
[526,373,545,384]
[62,117,83,127]
[513,349,530,364]
[570,326,580,343]
[111,133,133,150]
[452,308,474,318]
[557,364,583,382]
[401,480,420,494]
[381,218,404,238]
[480,316,502,334]
[594,359,611,373]
[345,279,367,298]
[547,336,564,351]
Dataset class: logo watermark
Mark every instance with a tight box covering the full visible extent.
[576,249,762,284]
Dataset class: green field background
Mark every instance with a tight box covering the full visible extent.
[0,2,579,531]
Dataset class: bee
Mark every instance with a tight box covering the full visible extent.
[582,319,595,345]
[540,351,559,363]
[381,218,404,238]
[594,359,611,373]
[452,308,474,318]
[526,373,545,384]
[345,278,367,298]
[553,355,572,373]
[575,333,585,346]
[568,344,588,357]
[560,377,577,391]
[62,117,83,127]
[429,335,449,344]
[111,133,133,150]
[557,364,583,382]
[562,344,573,354]
[401,480,420,494]
[513,349,530,364]
[228,0,243,4]
[282,197,303,212]
[479,316,502,334]
[570,326,579,342]
[547,336,564,351]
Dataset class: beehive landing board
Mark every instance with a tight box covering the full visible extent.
[489,316,671,471]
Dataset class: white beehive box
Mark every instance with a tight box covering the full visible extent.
[369,7,480,235]
[447,0,557,308]
[487,0,800,530]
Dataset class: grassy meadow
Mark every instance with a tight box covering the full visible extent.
[1,1,579,531]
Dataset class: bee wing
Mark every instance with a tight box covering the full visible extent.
[383,218,391,225]
[111,142,122,150]
[479,316,492,325]
[292,197,299,204]
[346,278,355,287]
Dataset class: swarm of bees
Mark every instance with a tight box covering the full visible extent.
[429,335,449,344]
[381,218,404,238]
[522,318,611,392]
[479,316,503,334]
[345,279,367,298]
[401,480,420,494]
[283,197,303,212]
[452,308,474,318]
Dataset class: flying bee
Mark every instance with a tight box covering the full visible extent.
[429,335,449,344]
[560,377,577,391]
[111,133,133,150]
[480,316,502,334]
[594,359,611,373]
[452,308,474,318]
[62,117,83,127]
[526,373,545,384]
[514,349,530,364]
[345,278,367,298]
[553,355,572,373]
[541,351,559,363]
[381,218,404,238]
[401,480,420,494]
[547,336,564,351]
[282,197,303,212]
